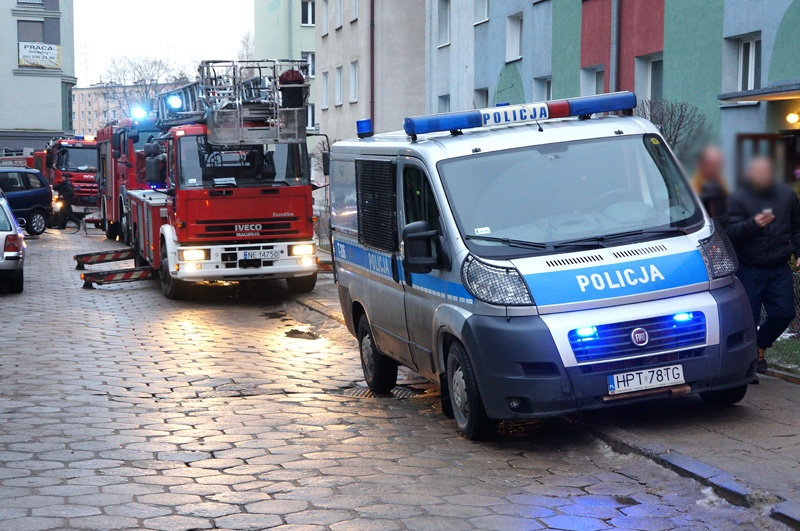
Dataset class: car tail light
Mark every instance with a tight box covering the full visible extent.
[4,234,22,253]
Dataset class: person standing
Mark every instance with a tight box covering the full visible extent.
[728,157,800,374]
[53,175,81,231]
[692,146,729,226]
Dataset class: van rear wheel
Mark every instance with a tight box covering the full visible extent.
[700,384,748,406]
[357,315,397,393]
[447,342,497,441]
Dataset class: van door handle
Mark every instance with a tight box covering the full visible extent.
[209,189,233,196]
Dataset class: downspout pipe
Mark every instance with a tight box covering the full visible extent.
[370,0,375,124]
[288,1,294,58]
[609,0,619,92]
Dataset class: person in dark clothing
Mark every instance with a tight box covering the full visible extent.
[53,176,82,231]
[692,146,729,227]
[728,157,800,374]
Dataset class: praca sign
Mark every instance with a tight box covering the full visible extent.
[18,42,61,69]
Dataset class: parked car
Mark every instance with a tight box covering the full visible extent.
[0,167,52,235]
[0,192,25,293]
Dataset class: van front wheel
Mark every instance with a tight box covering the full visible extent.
[447,342,497,441]
[357,316,397,393]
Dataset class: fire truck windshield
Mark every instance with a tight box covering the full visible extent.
[178,135,310,189]
[57,147,97,173]
[133,130,160,152]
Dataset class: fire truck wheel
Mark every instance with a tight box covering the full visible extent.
[25,210,47,236]
[286,273,317,294]
[159,242,186,299]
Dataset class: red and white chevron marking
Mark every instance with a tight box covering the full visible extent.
[74,248,135,266]
[83,268,154,285]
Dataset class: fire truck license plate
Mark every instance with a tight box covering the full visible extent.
[242,250,279,260]
[607,364,684,395]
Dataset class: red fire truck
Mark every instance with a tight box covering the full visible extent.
[80,60,318,298]
[29,137,100,219]
[96,117,161,241]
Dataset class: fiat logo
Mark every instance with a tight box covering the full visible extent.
[630,327,649,347]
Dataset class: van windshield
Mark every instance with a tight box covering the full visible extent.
[178,135,310,189]
[437,134,702,257]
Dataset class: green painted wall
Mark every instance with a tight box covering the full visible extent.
[494,64,526,105]
[551,0,582,99]
[769,0,800,83]
[662,0,724,135]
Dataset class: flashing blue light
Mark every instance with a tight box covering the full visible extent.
[567,91,637,117]
[576,326,598,338]
[148,182,163,190]
[404,110,483,136]
[131,106,147,120]
[167,95,183,110]
[356,118,374,139]
[74,135,84,140]
[673,312,694,322]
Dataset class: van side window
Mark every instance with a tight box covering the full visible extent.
[403,167,440,233]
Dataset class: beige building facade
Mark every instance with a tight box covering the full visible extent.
[315,0,425,141]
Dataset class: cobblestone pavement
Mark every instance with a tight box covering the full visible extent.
[0,230,786,530]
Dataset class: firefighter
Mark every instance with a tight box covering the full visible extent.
[53,175,82,231]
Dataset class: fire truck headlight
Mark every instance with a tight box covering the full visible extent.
[179,249,210,261]
[289,244,315,256]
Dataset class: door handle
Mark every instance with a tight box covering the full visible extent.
[210,189,233,196]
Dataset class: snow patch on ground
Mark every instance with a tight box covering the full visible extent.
[696,486,730,508]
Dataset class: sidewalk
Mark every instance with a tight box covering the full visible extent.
[297,276,800,520]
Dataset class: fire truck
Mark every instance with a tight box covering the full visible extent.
[96,117,161,241]
[78,60,318,298]
[29,137,100,219]
[0,149,31,168]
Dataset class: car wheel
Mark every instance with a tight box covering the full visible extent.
[286,273,317,294]
[159,242,186,299]
[7,269,23,294]
[700,385,748,406]
[447,342,497,440]
[357,315,398,393]
[26,210,46,235]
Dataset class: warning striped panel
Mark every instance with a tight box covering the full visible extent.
[74,248,135,267]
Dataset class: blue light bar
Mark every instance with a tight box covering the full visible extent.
[131,106,148,120]
[402,91,636,137]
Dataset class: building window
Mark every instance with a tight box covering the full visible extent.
[473,88,488,109]
[112,110,117,119]
[301,0,316,26]
[321,71,329,109]
[307,103,316,129]
[302,51,316,77]
[351,0,358,20]
[506,13,523,62]
[647,59,663,100]
[349,61,358,103]
[321,0,329,35]
[438,0,450,46]
[102,110,107,119]
[438,94,450,113]
[335,0,343,28]
[17,20,43,42]
[581,67,604,95]
[595,70,604,94]
[335,66,343,106]
[738,37,762,91]
[71,94,75,102]
[71,112,76,120]
[474,0,488,24]
[534,76,551,101]
[87,100,91,108]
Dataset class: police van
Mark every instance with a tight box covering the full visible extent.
[329,92,756,440]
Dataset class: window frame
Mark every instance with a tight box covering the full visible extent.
[301,51,316,78]
[351,0,358,21]
[349,61,358,103]
[737,37,762,91]
[321,71,330,109]
[473,0,489,25]
[505,13,523,63]
[437,0,450,47]
[301,0,316,26]
[335,0,343,28]
[335,66,343,106]
[321,0,329,35]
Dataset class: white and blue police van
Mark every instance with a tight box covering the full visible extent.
[328,92,756,440]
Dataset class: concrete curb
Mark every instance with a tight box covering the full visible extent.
[572,419,798,528]
[766,367,800,386]
[294,295,346,325]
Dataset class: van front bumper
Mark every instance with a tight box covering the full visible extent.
[172,241,317,282]
[460,280,756,420]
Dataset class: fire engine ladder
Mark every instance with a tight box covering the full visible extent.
[73,248,156,289]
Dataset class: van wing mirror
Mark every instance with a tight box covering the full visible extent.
[402,220,440,274]
[322,151,330,176]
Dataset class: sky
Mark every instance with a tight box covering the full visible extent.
[73,0,255,87]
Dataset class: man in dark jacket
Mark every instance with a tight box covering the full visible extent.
[728,157,800,373]
[53,175,81,231]
[692,146,729,227]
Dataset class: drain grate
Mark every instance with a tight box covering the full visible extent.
[343,386,421,399]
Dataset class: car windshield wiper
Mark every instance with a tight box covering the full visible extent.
[464,234,549,250]
[552,227,688,248]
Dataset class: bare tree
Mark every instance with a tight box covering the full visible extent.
[238,32,256,62]
[98,56,177,115]
[635,99,708,162]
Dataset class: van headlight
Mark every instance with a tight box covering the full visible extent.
[461,255,534,306]
[179,249,210,261]
[698,222,738,279]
